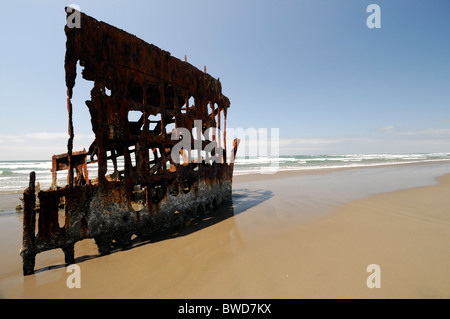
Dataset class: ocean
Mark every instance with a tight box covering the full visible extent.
[1,153,450,194]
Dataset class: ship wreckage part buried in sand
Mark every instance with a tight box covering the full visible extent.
[20,8,239,275]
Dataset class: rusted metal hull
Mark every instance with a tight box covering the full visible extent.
[20,8,238,275]
[21,164,233,275]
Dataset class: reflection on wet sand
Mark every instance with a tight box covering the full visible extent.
[31,188,273,275]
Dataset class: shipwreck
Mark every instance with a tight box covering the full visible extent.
[20,8,239,275]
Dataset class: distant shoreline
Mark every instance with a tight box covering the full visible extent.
[235,158,450,183]
[2,154,450,193]
[2,159,450,214]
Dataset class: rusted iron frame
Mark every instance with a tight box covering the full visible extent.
[20,8,238,275]
[52,150,89,189]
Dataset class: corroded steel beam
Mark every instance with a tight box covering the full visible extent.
[20,8,239,275]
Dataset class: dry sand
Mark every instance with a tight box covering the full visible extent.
[0,162,449,298]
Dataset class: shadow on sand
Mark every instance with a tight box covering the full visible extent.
[33,188,273,274]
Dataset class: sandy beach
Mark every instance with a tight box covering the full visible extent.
[1,161,449,299]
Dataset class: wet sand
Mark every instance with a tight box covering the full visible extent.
[0,192,22,213]
[1,162,450,298]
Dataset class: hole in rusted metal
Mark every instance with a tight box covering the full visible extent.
[149,114,161,132]
[181,104,187,114]
[58,195,66,228]
[182,179,192,194]
[165,121,176,135]
[131,184,146,211]
[128,110,144,134]
[128,110,142,122]
[128,145,137,167]
[180,96,194,114]
[131,202,144,212]
[188,96,195,109]
[35,249,64,271]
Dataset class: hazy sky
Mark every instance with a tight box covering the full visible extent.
[0,0,449,160]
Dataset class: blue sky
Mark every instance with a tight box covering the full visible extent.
[0,0,449,159]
